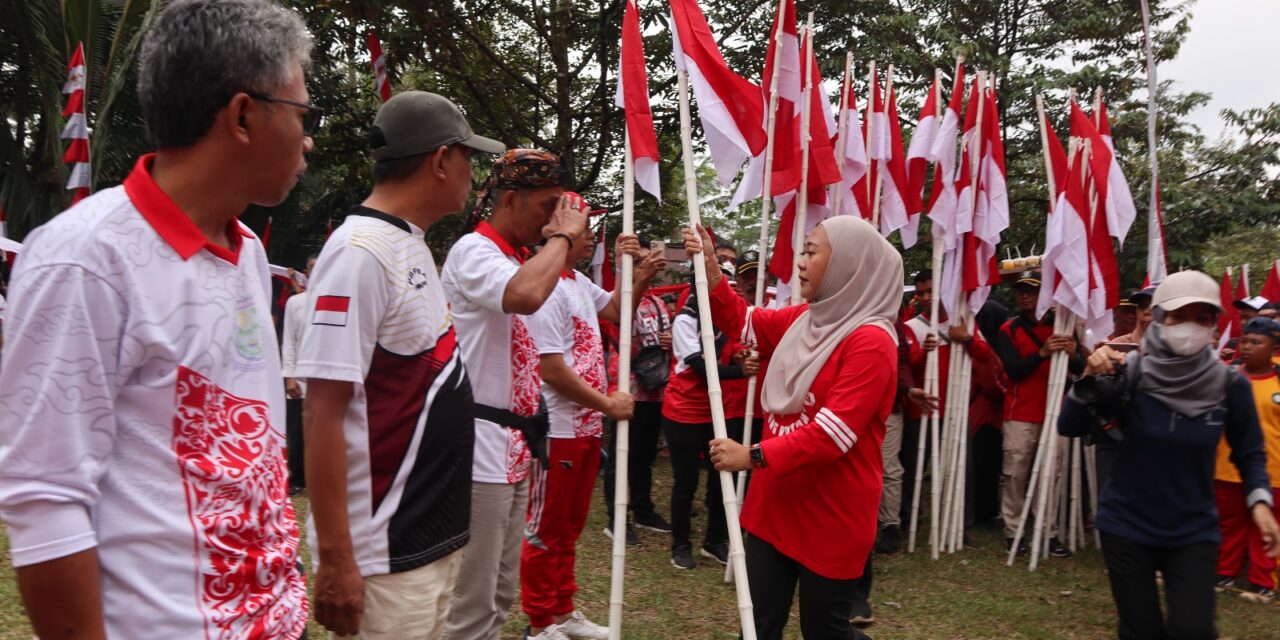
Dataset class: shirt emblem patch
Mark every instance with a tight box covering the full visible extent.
[408,267,430,290]
[233,295,266,372]
[313,295,350,327]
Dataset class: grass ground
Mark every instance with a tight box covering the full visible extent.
[1,456,1278,638]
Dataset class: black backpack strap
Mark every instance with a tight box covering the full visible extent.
[1013,316,1046,350]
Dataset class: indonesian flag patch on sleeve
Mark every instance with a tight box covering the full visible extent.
[313,295,351,326]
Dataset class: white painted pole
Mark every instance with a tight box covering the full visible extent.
[789,15,816,306]
[676,67,757,639]
[607,129,637,640]
[1140,0,1164,283]
[727,0,788,584]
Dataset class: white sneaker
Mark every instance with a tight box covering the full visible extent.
[556,611,609,640]
[526,624,571,640]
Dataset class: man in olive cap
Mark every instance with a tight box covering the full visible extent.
[299,90,505,638]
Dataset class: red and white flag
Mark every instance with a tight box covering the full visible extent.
[1070,102,1120,339]
[616,0,662,200]
[367,31,391,102]
[591,224,616,291]
[830,66,868,218]
[968,86,1009,310]
[314,295,351,326]
[925,63,965,262]
[1236,264,1250,300]
[730,0,801,209]
[1262,261,1280,303]
[939,76,981,317]
[881,83,922,246]
[261,216,272,251]
[1036,108,1072,319]
[61,43,90,204]
[669,0,766,186]
[1095,100,1137,244]
[1218,271,1240,349]
[906,76,939,200]
[851,67,887,221]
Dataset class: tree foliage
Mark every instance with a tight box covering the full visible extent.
[2,0,1278,286]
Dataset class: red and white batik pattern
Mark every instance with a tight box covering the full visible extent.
[570,317,607,437]
[528,272,611,440]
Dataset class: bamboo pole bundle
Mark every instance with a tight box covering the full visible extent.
[1068,437,1082,552]
[908,67,944,555]
[1085,443,1101,548]
[789,15,816,306]
[675,66,757,639]
[607,130,637,639]
[727,0,788,584]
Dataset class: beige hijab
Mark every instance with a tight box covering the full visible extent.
[761,216,903,415]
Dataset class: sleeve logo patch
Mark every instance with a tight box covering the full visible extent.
[313,295,350,327]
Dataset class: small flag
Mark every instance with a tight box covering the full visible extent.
[367,31,391,103]
[615,0,662,200]
[313,295,351,326]
[61,43,90,204]
[261,216,272,251]
[1261,261,1280,303]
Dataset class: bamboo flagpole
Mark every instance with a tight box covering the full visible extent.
[830,52,854,218]
[675,65,757,640]
[607,130,637,639]
[789,15,816,306]
[909,67,944,556]
[1140,0,1165,283]
[727,0,789,584]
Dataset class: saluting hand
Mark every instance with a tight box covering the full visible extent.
[543,193,589,240]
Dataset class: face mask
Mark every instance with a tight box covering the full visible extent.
[1161,322,1215,356]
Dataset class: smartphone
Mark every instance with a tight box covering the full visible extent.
[1103,342,1139,353]
[650,240,666,254]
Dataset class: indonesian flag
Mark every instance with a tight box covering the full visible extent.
[1070,102,1120,338]
[938,76,981,318]
[1218,271,1240,348]
[261,216,272,251]
[1045,117,1093,322]
[367,31,391,102]
[669,0,766,186]
[1146,179,1169,285]
[1095,100,1137,244]
[1036,109,1072,319]
[616,0,662,200]
[61,43,90,204]
[1262,261,1280,303]
[831,68,868,218]
[730,0,801,208]
[881,85,921,246]
[591,224,616,291]
[1236,264,1250,300]
[765,45,841,284]
[925,63,965,263]
[906,76,939,200]
[851,67,888,220]
[961,86,1009,312]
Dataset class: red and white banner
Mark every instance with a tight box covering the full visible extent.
[906,76,939,200]
[616,0,662,200]
[881,82,922,247]
[61,42,90,204]
[831,67,868,218]
[1042,109,1091,321]
[669,0,766,186]
[1035,108,1071,319]
[925,63,965,264]
[1095,100,1137,245]
[730,0,801,209]
[367,31,391,102]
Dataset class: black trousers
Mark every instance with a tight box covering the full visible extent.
[1100,532,1218,640]
[664,416,749,549]
[285,397,305,490]
[748,535,871,640]
[603,400,664,520]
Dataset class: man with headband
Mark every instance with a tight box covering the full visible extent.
[441,149,589,640]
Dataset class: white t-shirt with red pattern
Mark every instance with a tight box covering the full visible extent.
[0,155,306,639]
[441,223,536,483]
[528,271,611,439]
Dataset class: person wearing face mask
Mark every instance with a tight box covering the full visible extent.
[1059,271,1280,640]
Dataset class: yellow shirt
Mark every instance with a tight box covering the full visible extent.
[1215,369,1280,486]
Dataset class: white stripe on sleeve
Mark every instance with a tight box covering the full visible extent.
[814,407,857,453]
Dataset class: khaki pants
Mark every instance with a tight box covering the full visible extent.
[331,549,463,640]
[878,412,905,527]
[1001,420,1064,538]
[441,479,529,640]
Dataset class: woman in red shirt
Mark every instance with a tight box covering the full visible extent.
[687,216,901,640]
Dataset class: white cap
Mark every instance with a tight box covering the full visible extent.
[1151,271,1221,312]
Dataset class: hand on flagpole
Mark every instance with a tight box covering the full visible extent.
[907,387,939,414]
[614,233,643,260]
[682,225,720,288]
[709,438,751,472]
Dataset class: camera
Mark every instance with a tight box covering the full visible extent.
[1073,362,1129,426]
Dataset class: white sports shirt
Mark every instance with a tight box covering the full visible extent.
[527,270,611,439]
[440,222,539,483]
[295,208,474,577]
[0,155,307,639]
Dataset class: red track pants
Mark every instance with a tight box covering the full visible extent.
[521,436,601,628]
[1215,480,1278,590]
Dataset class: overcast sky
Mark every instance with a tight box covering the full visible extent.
[1162,0,1280,140]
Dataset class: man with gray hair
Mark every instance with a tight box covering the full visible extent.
[0,1,314,638]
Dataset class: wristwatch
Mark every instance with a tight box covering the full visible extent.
[749,444,767,469]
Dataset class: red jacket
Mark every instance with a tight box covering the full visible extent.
[708,278,896,580]
[994,314,1084,423]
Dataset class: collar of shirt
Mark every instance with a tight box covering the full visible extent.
[474,221,529,264]
[123,153,251,265]
[347,205,425,238]
[560,270,576,280]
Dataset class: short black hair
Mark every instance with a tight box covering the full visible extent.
[714,239,736,253]
[371,152,430,185]
[913,269,933,284]
[635,235,653,248]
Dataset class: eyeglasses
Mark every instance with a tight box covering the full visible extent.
[246,92,324,135]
